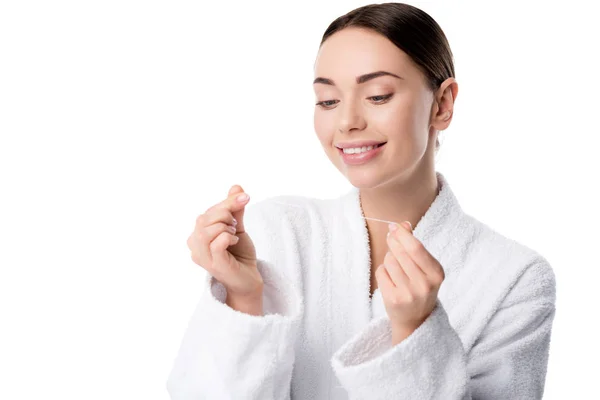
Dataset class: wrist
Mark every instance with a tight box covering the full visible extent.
[225,287,264,316]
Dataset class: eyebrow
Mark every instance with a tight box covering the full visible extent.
[313,70,403,86]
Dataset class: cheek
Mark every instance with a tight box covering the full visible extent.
[314,110,334,145]
[372,93,428,138]
[370,96,417,135]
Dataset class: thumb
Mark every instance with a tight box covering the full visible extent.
[228,184,248,232]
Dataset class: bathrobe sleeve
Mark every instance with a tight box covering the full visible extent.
[166,202,304,400]
[330,260,556,400]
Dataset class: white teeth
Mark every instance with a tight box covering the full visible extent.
[342,145,377,154]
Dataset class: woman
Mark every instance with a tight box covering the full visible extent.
[167,3,556,399]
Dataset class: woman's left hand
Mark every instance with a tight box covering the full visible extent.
[375,221,446,344]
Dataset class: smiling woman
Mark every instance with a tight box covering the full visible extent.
[313,25,455,192]
[167,3,557,400]
[311,5,459,313]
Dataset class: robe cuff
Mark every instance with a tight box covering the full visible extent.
[331,300,468,398]
[208,258,303,323]
[167,259,303,399]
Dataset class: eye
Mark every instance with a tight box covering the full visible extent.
[315,93,393,110]
[368,94,393,103]
[315,99,339,109]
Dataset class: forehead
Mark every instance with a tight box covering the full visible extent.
[314,27,414,81]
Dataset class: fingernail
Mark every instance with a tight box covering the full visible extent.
[402,221,412,231]
[388,223,398,232]
[237,193,249,202]
[232,218,237,226]
[228,225,237,233]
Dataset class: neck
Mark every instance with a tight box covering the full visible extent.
[359,165,439,233]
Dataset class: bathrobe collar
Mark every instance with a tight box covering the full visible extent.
[339,170,467,279]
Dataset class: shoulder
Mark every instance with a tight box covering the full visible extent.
[462,212,556,304]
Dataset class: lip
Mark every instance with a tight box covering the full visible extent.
[335,140,387,149]
[337,142,386,165]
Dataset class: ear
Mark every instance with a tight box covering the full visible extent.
[430,77,458,131]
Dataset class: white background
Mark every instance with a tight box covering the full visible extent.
[1,0,598,398]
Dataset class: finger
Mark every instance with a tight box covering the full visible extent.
[206,185,250,231]
[210,231,237,270]
[389,223,439,277]
[386,232,426,282]
[206,188,250,216]
[191,218,237,268]
[188,232,211,268]
[188,228,218,271]
[375,263,396,294]
[383,250,410,289]
[227,185,249,233]
[228,184,244,197]
[198,209,237,229]
[204,222,238,240]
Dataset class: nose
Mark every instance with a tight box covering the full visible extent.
[337,100,366,133]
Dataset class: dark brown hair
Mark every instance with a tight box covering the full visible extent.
[319,2,455,152]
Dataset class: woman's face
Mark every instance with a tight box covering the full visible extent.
[313,27,449,188]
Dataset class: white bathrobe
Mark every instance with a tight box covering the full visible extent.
[166,171,557,400]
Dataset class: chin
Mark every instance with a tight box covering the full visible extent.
[341,167,384,189]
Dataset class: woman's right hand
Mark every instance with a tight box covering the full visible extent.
[187,184,263,303]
